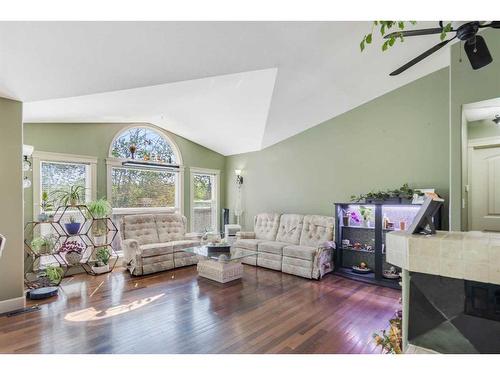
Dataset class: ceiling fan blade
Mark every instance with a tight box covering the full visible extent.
[389,38,454,76]
[479,21,500,28]
[384,27,448,39]
[464,35,493,70]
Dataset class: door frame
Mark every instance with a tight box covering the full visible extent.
[467,136,500,230]
[189,167,220,233]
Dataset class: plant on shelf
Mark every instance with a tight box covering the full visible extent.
[64,215,82,235]
[38,191,54,222]
[60,240,85,266]
[87,199,112,245]
[359,206,373,227]
[30,234,58,255]
[52,185,86,207]
[43,265,64,285]
[92,246,111,274]
[350,183,423,203]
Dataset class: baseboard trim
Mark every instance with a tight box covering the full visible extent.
[0,295,26,314]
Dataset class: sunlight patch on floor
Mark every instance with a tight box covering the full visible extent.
[64,293,164,322]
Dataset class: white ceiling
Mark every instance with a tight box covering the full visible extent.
[0,22,451,155]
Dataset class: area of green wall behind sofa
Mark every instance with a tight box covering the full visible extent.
[23,123,226,225]
[225,68,450,230]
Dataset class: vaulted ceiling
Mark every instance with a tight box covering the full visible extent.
[0,22,450,155]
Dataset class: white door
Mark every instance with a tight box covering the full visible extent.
[469,143,500,231]
[190,169,219,233]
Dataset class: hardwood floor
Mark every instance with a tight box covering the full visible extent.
[0,265,400,354]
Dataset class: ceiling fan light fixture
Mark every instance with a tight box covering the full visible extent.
[464,35,493,70]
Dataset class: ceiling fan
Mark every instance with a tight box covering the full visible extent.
[386,21,500,76]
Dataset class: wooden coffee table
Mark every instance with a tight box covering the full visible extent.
[182,245,256,283]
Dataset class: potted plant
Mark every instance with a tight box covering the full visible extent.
[43,265,64,286]
[38,191,54,222]
[31,237,49,254]
[87,199,112,245]
[30,234,57,255]
[60,240,85,265]
[65,215,82,235]
[92,246,111,274]
[52,185,86,207]
[359,206,373,227]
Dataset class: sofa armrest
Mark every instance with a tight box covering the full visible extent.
[312,247,334,280]
[236,231,256,240]
[185,232,202,240]
[122,239,140,261]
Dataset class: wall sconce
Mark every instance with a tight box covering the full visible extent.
[235,169,243,185]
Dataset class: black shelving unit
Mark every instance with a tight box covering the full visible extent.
[334,202,441,289]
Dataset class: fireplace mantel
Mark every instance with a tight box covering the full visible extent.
[387,230,500,354]
[386,230,500,285]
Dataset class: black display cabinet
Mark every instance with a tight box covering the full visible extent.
[334,202,441,289]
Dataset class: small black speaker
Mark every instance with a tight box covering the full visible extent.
[464,35,493,70]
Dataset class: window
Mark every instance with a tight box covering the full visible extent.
[190,168,220,233]
[32,151,97,218]
[41,161,91,203]
[107,126,183,214]
[110,127,177,163]
[111,167,177,209]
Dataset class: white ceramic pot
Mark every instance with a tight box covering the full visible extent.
[91,264,109,274]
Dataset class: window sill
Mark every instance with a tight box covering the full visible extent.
[111,207,178,215]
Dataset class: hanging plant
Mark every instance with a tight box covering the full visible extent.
[360,21,453,52]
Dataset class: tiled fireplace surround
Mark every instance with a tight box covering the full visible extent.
[387,231,500,354]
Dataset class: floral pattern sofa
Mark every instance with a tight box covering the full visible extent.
[121,214,201,276]
[232,213,334,279]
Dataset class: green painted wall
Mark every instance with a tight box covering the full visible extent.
[468,119,500,140]
[23,123,226,226]
[450,28,500,230]
[0,97,24,309]
[225,68,450,230]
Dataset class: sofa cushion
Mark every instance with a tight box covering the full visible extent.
[122,214,159,245]
[276,214,304,245]
[258,241,289,255]
[234,238,264,251]
[139,242,173,257]
[254,213,280,241]
[155,214,187,242]
[283,244,317,261]
[299,215,334,247]
[169,239,199,251]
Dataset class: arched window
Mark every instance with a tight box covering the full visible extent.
[107,126,183,213]
[110,126,180,164]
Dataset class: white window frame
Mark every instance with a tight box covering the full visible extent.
[32,151,97,219]
[189,167,220,233]
[107,125,184,215]
[106,159,184,215]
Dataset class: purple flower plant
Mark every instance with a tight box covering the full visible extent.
[60,240,85,254]
[350,211,361,223]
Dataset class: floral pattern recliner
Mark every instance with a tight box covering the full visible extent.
[232,213,334,280]
[121,214,201,276]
